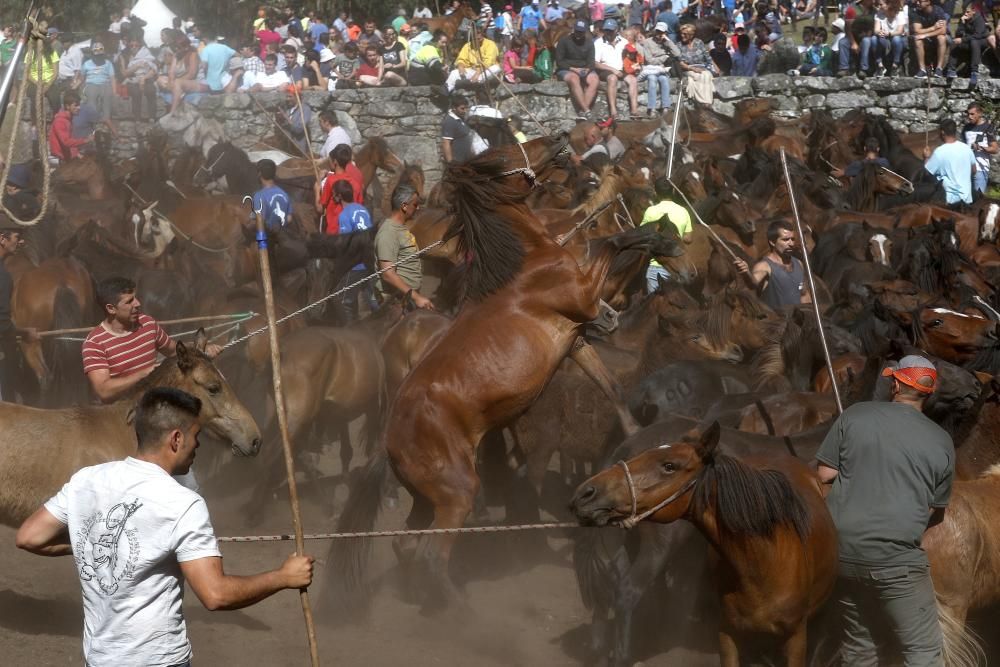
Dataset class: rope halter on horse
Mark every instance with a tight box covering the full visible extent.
[617,458,698,530]
[194,145,228,182]
[494,137,537,185]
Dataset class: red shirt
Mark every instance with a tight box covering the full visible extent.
[358,62,379,79]
[319,163,365,235]
[82,314,172,378]
[49,109,90,161]
[256,29,281,59]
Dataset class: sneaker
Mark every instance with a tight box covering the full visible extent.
[875,65,886,78]
[786,68,800,76]
[934,67,944,78]
[945,68,957,79]
[836,70,850,78]
[915,69,928,78]
[857,70,867,80]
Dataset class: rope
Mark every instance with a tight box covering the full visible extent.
[221,238,446,350]
[217,521,581,543]
[665,176,740,261]
[34,312,256,338]
[0,23,52,226]
[47,312,257,343]
[122,180,239,253]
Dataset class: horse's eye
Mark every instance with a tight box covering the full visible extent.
[930,319,943,327]
[689,334,701,342]
[662,462,676,473]
[207,384,222,395]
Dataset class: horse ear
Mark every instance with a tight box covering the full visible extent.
[696,421,721,461]
[176,341,194,373]
[974,370,993,386]
[125,407,136,426]
[655,274,669,294]
[193,328,208,353]
[862,220,872,231]
[894,310,914,326]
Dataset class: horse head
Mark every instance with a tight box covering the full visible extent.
[571,421,720,528]
[979,202,1000,243]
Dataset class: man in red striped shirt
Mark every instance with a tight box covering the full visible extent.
[82,277,220,403]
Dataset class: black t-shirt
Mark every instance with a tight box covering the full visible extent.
[912,5,950,34]
[555,35,595,70]
[382,41,406,66]
[441,111,475,163]
[710,47,732,76]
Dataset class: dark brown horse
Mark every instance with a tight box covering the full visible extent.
[331,133,677,606]
[571,421,838,667]
[0,333,261,527]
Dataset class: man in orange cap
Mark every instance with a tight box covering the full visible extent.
[815,354,954,666]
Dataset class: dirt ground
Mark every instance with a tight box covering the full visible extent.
[0,440,718,667]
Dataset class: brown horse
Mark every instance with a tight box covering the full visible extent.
[11,257,95,403]
[380,162,426,218]
[331,133,677,606]
[571,422,837,666]
[381,308,451,400]
[0,333,261,527]
[421,2,478,39]
[900,307,998,365]
[53,156,114,200]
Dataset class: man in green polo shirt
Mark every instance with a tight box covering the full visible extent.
[816,355,954,666]
[375,184,434,310]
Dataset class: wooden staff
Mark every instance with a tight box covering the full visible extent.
[666,81,686,179]
[246,196,321,667]
[288,83,322,184]
[924,71,932,149]
[778,148,843,414]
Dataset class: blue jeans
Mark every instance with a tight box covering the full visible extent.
[646,264,670,292]
[646,74,671,111]
[837,43,851,72]
[974,167,988,194]
[887,35,906,66]
[860,35,877,71]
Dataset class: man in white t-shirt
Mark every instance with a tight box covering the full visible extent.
[250,53,292,92]
[16,387,314,667]
[318,109,352,159]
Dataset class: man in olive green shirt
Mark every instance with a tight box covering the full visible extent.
[816,355,953,667]
[375,184,435,310]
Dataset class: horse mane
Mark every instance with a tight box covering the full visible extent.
[702,290,766,348]
[846,162,879,211]
[750,314,802,391]
[356,136,387,161]
[573,166,627,217]
[691,453,812,541]
[443,152,528,301]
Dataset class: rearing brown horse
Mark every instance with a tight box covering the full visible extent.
[331,134,677,607]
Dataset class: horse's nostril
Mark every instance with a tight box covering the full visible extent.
[251,438,262,453]
[577,486,597,504]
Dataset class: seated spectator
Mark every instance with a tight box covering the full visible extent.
[223,56,248,92]
[595,19,640,120]
[504,37,541,83]
[358,45,406,86]
[799,27,832,75]
[117,35,158,122]
[556,20,600,120]
[81,41,114,123]
[280,44,306,88]
[710,34,732,75]
[910,0,951,78]
[948,4,989,83]
[357,20,384,51]
[850,0,879,77]
[250,53,292,91]
[676,23,716,105]
[240,42,265,75]
[381,27,409,80]
[445,33,501,92]
[639,22,679,117]
[731,32,760,76]
[409,30,448,85]
[332,42,362,89]
[831,17,850,76]
[533,34,554,80]
[873,0,908,77]
[756,1,783,43]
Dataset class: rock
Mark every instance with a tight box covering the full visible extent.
[335,110,362,144]
[222,93,251,109]
[800,93,826,108]
[885,89,942,111]
[771,95,799,111]
[888,107,930,123]
[825,91,875,108]
[757,38,801,75]
[909,121,938,134]
[887,118,909,132]
[715,77,752,100]
[365,101,417,118]
[384,134,440,169]
[712,100,736,116]
[752,74,791,94]
[865,77,922,93]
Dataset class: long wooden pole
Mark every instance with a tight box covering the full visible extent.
[778,148,843,414]
[289,84,322,183]
[666,82,686,179]
[247,197,321,667]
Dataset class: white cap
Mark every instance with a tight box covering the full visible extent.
[831,17,845,30]
[319,47,335,63]
[654,21,668,32]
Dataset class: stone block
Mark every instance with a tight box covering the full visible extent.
[825,91,875,109]
[888,107,929,123]
[887,118,909,132]
[976,78,1000,98]
[801,93,826,108]
[715,77,752,100]
[908,121,938,134]
[712,100,736,116]
[885,89,942,111]
[383,134,440,169]
[222,93,251,109]
[865,77,921,93]
[752,74,791,94]
[365,101,417,118]
[771,95,799,111]
[532,80,570,96]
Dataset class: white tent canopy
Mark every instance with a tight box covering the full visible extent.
[129,0,177,48]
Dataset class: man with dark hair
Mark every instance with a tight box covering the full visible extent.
[734,219,810,309]
[251,159,292,231]
[0,218,37,401]
[910,0,951,79]
[82,277,221,403]
[834,136,890,181]
[333,180,377,318]
[962,102,998,195]
[49,90,93,162]
[947,4,989,83]
[923,118,977,209]
[440,93,486,164]
[316,144,365,235]
[816,355,953,666]
[556,20,600,120]
[375,185,434,309]
[318,109,351,158]
[16,387,314,667]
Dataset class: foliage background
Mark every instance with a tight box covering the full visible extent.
[1,1,418,40]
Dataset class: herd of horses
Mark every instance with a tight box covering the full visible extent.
[4,95,1000,666]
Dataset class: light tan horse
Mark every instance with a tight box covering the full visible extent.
[0,333,261,527]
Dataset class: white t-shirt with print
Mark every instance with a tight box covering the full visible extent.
[45,457,221,667]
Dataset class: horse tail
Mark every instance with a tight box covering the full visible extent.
[572,526,621,612]
[936,596,984,667]
[45,287,85,406]
[361,366,387,459]
[321,445,392,615]
[752,397,776,436]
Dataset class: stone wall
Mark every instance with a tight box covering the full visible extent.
[106,74,994,186]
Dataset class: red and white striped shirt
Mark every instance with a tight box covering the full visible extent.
[82,314,172,378]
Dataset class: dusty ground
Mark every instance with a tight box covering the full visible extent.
[0,441,717,667]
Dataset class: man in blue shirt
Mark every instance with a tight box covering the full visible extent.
[923,119,977,210]
[545,0,567,22]
[518,0,545,33]
[251,159,292,231]
[333,180,377,319]
[308,18,329,43]
[730,33,760,76]
[200,36,236,92]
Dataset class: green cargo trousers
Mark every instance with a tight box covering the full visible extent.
[836,560,943,667]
